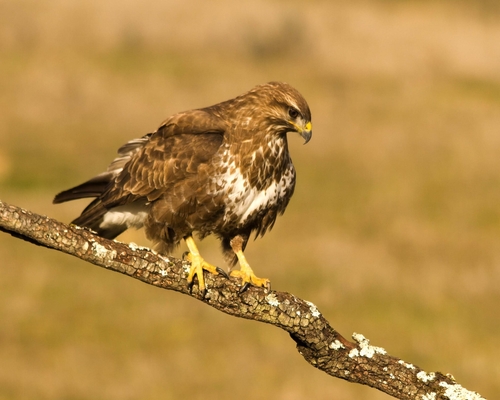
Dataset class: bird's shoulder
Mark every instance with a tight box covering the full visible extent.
[156,107,228,138]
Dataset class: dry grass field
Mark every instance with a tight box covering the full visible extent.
[1,0,500,398]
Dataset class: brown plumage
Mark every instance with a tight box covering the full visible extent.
[54,82,312,292]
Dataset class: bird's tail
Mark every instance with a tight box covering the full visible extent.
[53,133,153,239]
[53,174,110,204]
[53,174,127,239]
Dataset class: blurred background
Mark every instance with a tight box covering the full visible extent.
[1,0,499,398]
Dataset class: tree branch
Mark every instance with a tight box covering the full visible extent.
[0,200,485,400]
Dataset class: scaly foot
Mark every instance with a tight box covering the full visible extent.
[229,235,271,292]
[184,251,220,294]
[229,252,270,292]
[230,268,270,292]
[184,235,223,295]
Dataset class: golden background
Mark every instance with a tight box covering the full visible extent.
[1,0,499,398]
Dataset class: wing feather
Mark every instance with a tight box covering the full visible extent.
[54,108,227,239]
[96,109,226,209]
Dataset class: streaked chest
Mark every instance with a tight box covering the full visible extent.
[212,143,296,225]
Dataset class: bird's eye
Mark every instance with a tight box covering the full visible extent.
[288,107,299,119]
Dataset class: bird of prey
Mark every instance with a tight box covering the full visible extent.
[54,82,312,293]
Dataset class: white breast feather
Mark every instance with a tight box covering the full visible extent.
[215,160,294,224]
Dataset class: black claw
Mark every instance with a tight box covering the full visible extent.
[187,279,208,298]
[266,281,272,292]
[187,279,195,294]
[239,281,251,294]
[182,251,190,261]
[216,266,229,279]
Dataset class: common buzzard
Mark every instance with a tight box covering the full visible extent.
[54,82,312,293]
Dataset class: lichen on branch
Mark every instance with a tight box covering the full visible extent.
[0,200,485,400]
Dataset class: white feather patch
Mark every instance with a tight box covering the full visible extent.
[100,204,148,230]
[214,160,294,224]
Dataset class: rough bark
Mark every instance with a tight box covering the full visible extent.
[0,200,485,400]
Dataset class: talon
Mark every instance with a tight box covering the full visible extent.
[239,281,251,294]
[216,266,229,279]
[230,269,270,290]
[187,278,195,294]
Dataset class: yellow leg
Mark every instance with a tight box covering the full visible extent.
[229,236,270,290]
[185,236,219,293]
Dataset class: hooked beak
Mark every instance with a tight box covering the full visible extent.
[300,121,312,144]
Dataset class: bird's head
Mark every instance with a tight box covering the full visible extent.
[253,81,312,144]
[285,102,312,144]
